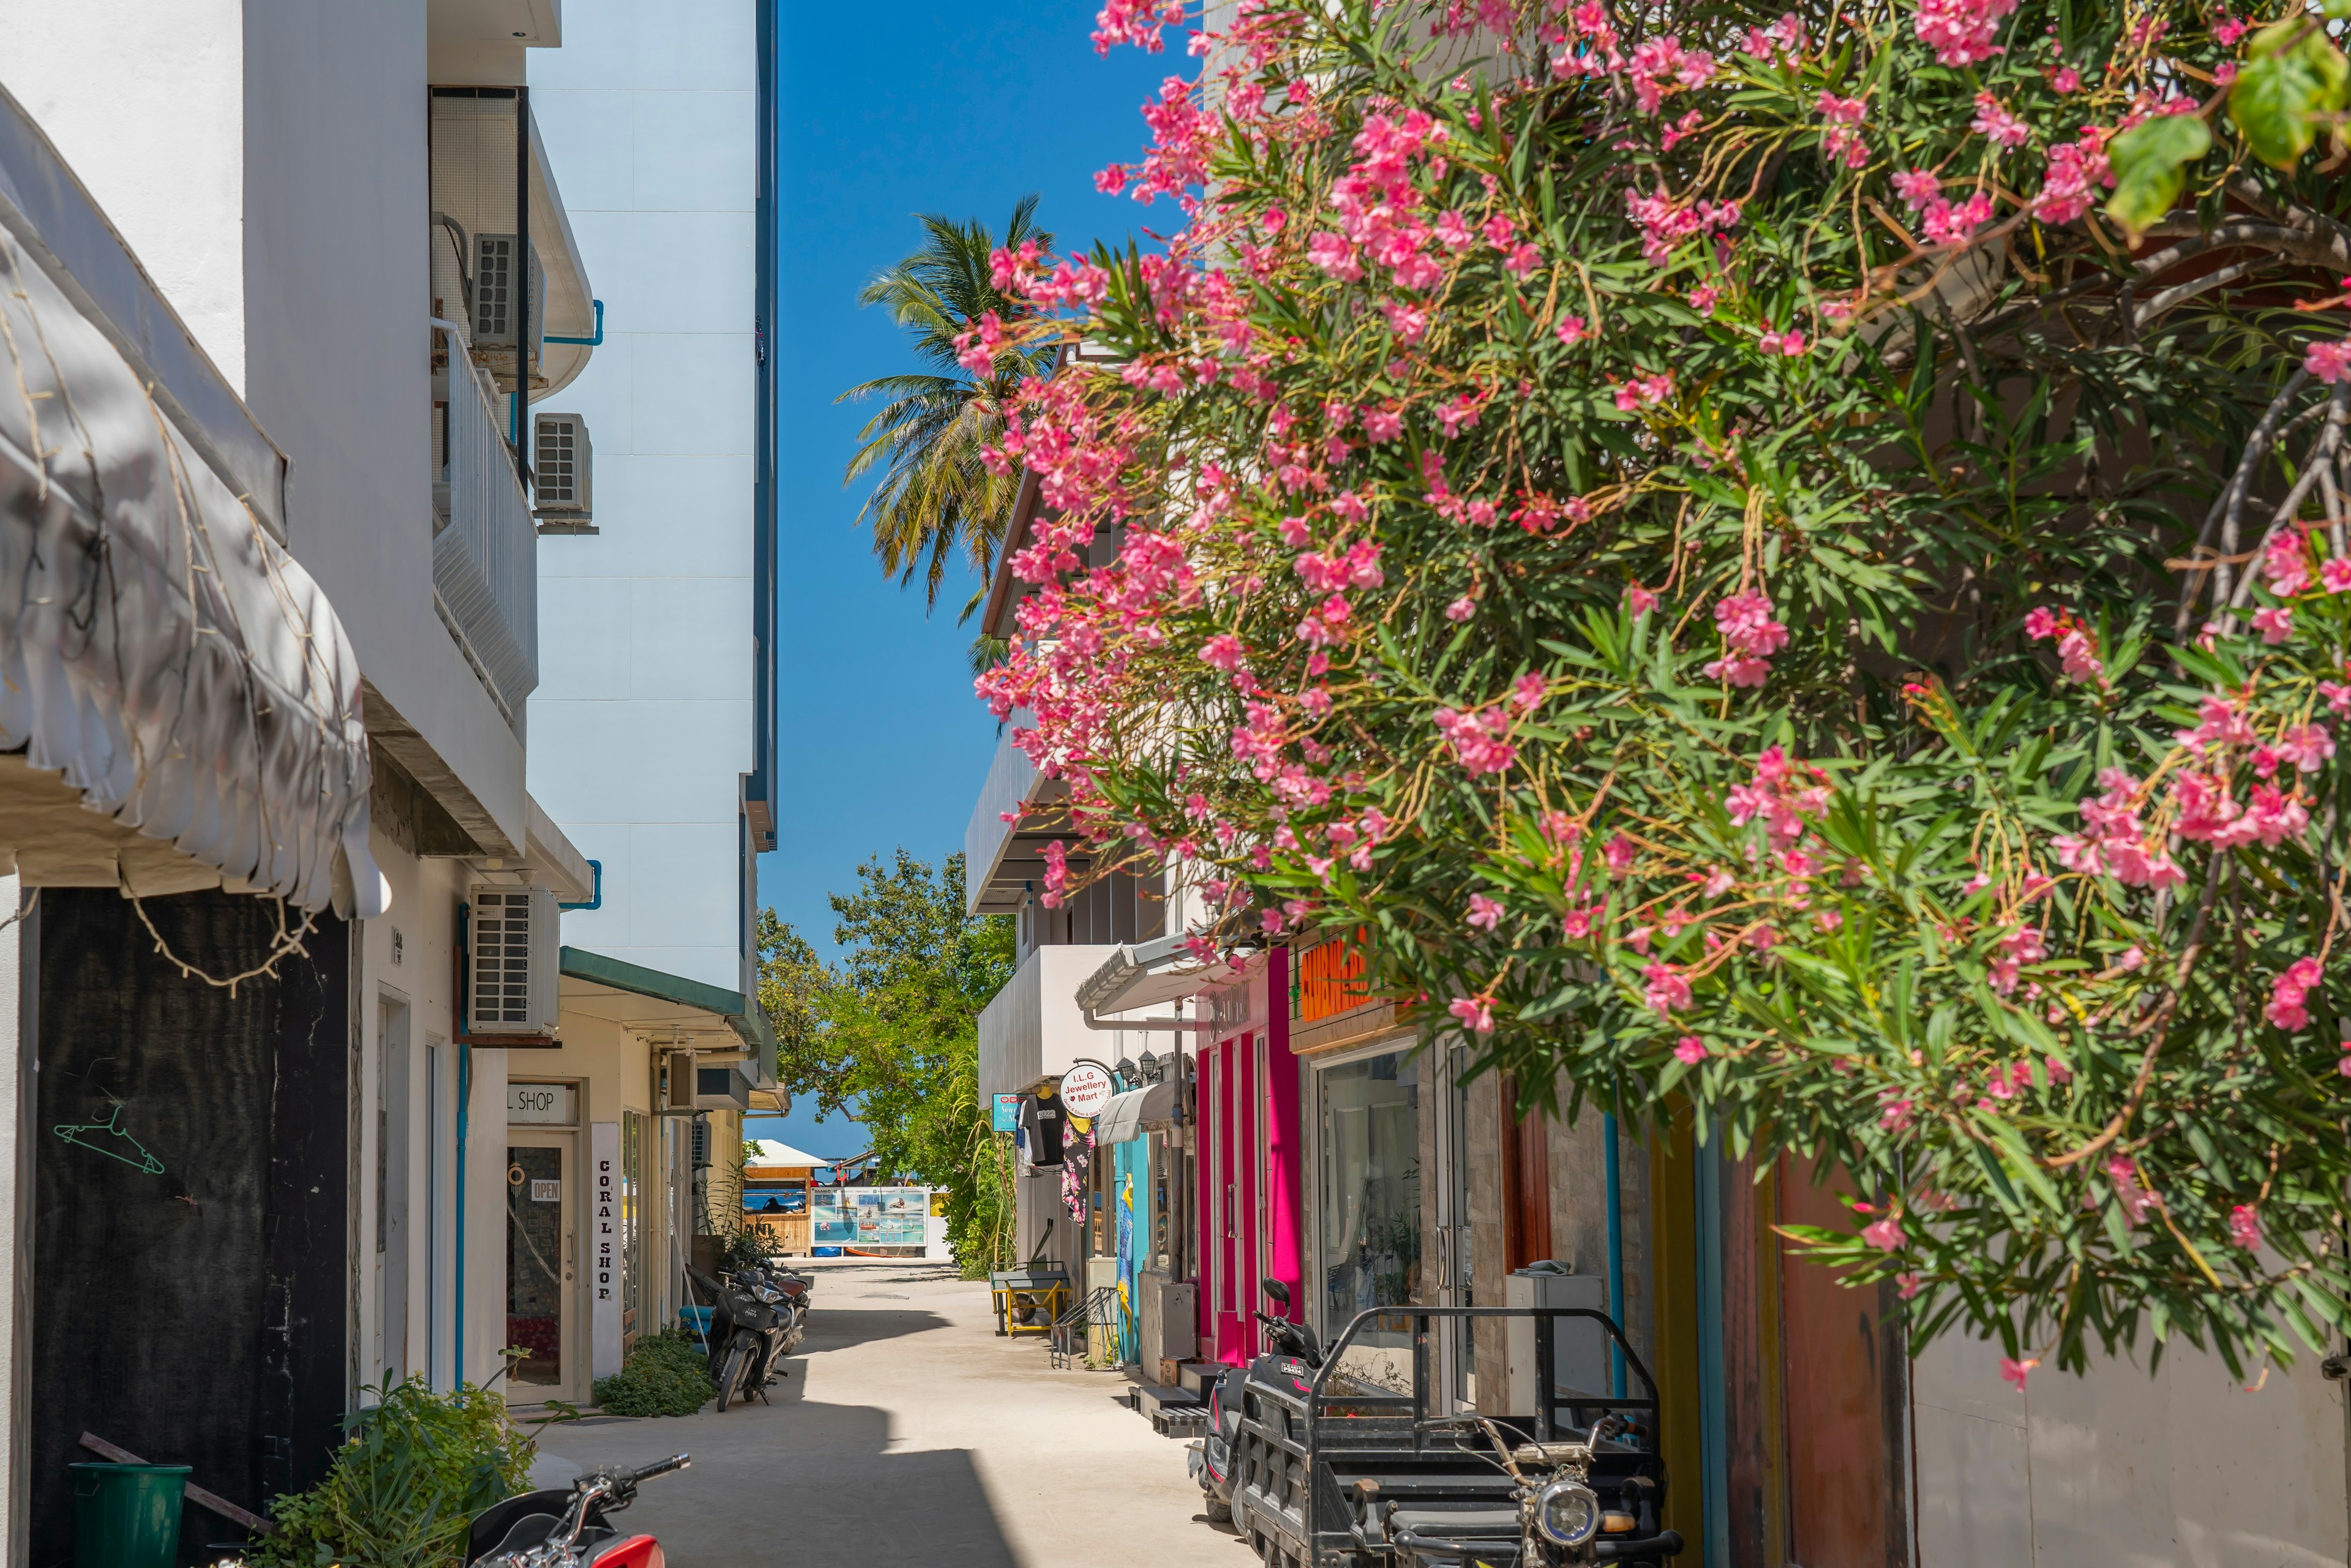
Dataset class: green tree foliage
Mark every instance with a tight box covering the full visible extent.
[839,197,1062,618]
[252,1378,532,1568]
[977,0,2351,1380]
[757,852,1018,1275]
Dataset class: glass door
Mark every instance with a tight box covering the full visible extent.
[505,1135,578,1402]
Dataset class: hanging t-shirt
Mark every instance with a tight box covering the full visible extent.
[1017,1090,1066,1171]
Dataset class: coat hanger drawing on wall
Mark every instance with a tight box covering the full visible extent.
[53,1098,165,1176]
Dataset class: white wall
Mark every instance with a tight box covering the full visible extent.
[1914,1329,2349,1566]
[0,1,247,384]
[527,0,758,994]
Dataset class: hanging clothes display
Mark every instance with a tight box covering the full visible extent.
[1016,1088,1067,1171]
[1061,1123,1093,1218]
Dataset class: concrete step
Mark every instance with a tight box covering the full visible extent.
[1176,1360,1220,1395]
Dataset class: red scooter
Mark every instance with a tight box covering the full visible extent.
[466,1454,689,1568]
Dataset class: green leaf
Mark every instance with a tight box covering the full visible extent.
[2229,22,2351,169]
[2104,115,2213,241]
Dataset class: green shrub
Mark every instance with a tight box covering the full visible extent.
[250,1377,532,1568]
[591,1329,714,1417]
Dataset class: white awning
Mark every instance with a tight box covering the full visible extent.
[0,161,382,915]
[1076,932,1267,1021]
[1095,1081,1177,1146]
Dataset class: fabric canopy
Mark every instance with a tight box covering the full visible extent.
[1095,1081,1177,1146]
[0,221,383,915]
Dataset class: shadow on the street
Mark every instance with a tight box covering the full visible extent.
[538,1394,1018,1568]
[800,1305,952,1355]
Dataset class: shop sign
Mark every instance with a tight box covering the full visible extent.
[1060,1060,1116,1119]
[508,1082,576,1125]
[991,1093,1022,1132]
[591,1122,621,1378]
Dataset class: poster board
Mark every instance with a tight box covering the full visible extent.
[812,1186,932,1254]
[591,1121,621,1378]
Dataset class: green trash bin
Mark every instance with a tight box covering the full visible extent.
[69,1462,187,1568]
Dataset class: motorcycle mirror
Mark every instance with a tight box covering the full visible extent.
[1261,1278,1291,1307]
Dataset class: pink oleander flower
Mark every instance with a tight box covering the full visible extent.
[2252,605,2293,644]
[2323,558,2351,593]
[1467,894,1504,931]
[1444,596,1477,621]
[1704,593,1789,686]
[2308,338,2351,384]
[1921,192,1995,247]
[1556,313,1589,346]
[2267,956,2323,1032]
[1897,1272,1922,1300]
[2264,528,2313,598]
[1642,962,1693,1016]
[1861,1214,1906,1252]
[2229,1204,2263,1251]
[1917,0,2020,63]
[1449,995,1496,1033]
[1605,834,1639,876]
[1892,168,1943,211]
[1673,1035,1708,1065]
[2023,605,2060,639]
[1971,93,2031,148]
[2031,137,2111,225]
[1627,583,1659,617]
[2000,1356,2038,1392]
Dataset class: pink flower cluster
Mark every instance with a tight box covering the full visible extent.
[1089,0,1185,54]
[2265,956,2323,1032]
[1625,35,1717,113]
[1816,92,1871,170]
[2022,605,2107,686]
[2308,337,2351,384]
[2031,136,2112,225]
[1623,187,1741,266]
[1916,0,2020,66]
[1987,925,2046,995]
[2051,768,2184,888]
[1726,745,1831,847]
[1703,593,1789,686]
[1433,705,1519,775]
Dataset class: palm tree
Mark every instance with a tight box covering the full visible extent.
[839,195,1059,619]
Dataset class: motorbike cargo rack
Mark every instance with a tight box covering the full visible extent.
[1236,1305,1668,1568]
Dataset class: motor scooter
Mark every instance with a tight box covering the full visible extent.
[1188,1278,1321,1525]
[465,1453,688,1568]
[688,1262,802,1411]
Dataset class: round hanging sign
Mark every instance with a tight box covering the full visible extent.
[1059,1060,1117,1119]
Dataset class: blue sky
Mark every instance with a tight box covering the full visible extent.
[748,4,1177,1157]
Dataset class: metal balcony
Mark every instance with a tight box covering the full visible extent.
[432,321,537,728]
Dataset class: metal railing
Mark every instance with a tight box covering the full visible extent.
[432,319,538,726]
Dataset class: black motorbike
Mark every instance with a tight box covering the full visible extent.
[688,1262,808,1411]
[465,1453,688,1568]
[1190,1277,1323,1524]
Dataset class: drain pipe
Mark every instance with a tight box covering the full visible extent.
[1604,1109,1625,1398]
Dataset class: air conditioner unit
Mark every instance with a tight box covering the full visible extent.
[689,1116,711,1170]
[694,1065,751,1113]
[471,233,544,365]
[467,886,560,1036]
[533,412,591,522]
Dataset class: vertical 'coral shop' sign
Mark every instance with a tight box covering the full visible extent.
[591,1120,621,1379]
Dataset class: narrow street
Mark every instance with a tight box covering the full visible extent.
[534,1263,1239,1568]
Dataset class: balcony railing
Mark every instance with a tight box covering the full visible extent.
[432,320,537,727]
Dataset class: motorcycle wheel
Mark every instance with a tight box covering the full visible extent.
[715,1341,751,1412]
[1202,1488,1232,1525]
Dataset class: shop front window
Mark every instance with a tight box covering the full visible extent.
[1318,1050,1420,1371]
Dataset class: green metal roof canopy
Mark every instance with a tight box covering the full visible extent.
[557,945,777,1070]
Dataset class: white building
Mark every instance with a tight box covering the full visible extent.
[526,0,776,998]
[0,0,774,1551]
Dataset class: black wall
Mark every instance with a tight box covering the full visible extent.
[31,889,350,1566]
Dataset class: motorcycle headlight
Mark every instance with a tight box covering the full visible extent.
[1532,1479,1602,1548]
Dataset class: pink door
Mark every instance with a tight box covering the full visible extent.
[1203,1030,1259,1364]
